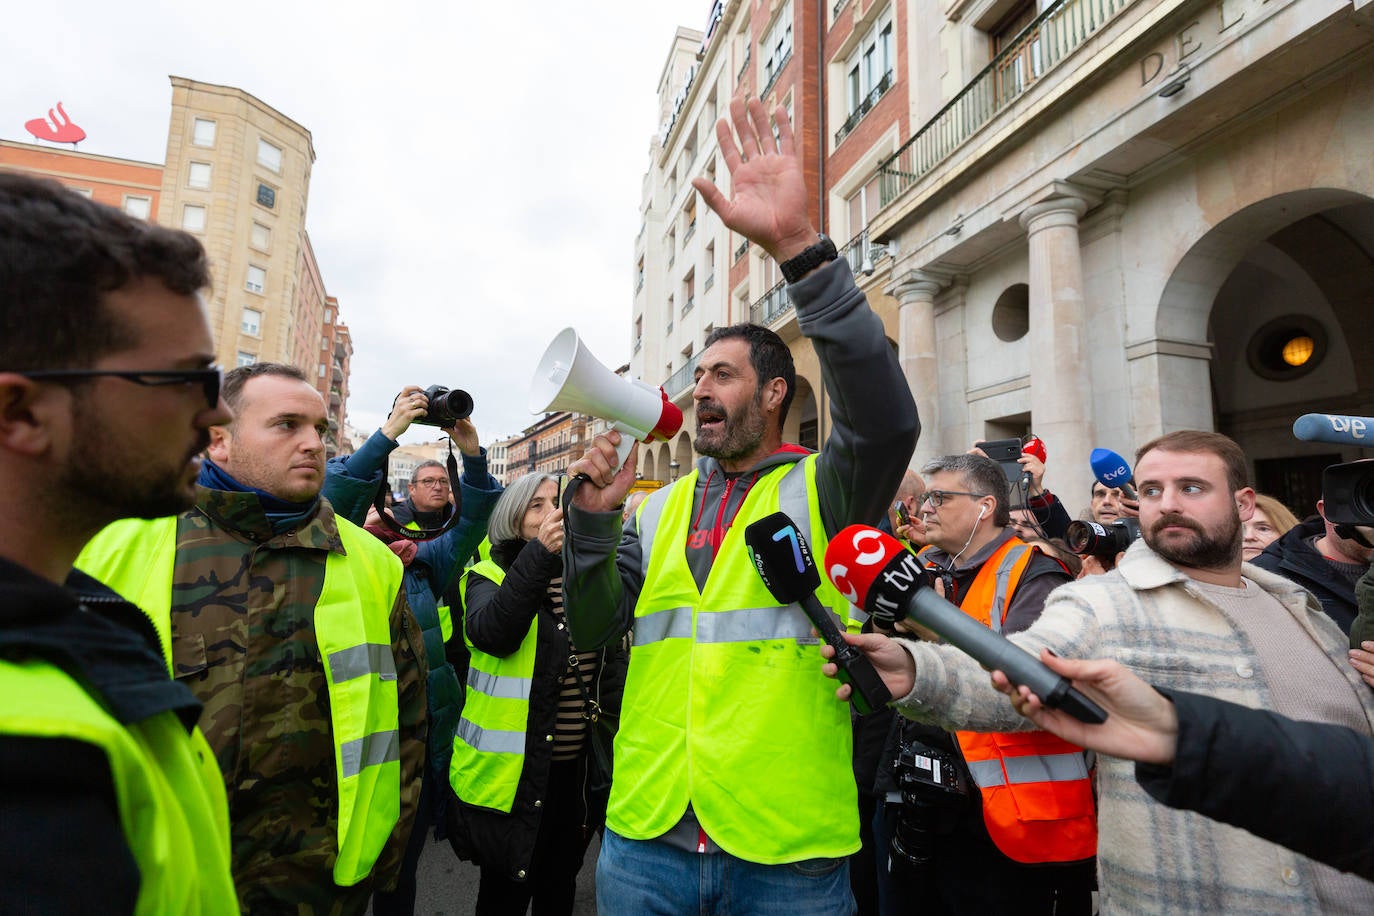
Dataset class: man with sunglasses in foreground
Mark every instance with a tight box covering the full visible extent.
[77,360,429,914]
[882,452,1093,915]
[0,173,238,910]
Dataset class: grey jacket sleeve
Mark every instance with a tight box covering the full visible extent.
[793,258,920,534]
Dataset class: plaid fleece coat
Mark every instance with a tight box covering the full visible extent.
[895,538,1374,914]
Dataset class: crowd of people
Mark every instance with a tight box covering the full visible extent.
[2,94,1372,916]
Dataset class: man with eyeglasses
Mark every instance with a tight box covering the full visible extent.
[77,362,428,914]
[322,385,502,916]
[0,173,238,911]
[878,452,1091,915]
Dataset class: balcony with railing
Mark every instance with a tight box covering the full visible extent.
[761,49,791,99]
[704,272,715,292]
[684,219,696,243]
[749,281,793,327]
[835,70,894,146]
[682,296,695,317]
[664,352,702,399]
[737,45,751,84]
[734,238,750,262]
[877,0,1127,209]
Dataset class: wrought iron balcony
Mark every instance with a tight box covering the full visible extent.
[877,0,1127,209]
[737,45,751,84]
[734,238,750,262]
[761,49,791,99]
[704,272,715,292]
[682,296,695,317]
[664,352,702,399]
[749,280,793,327]
[835,70,894,145]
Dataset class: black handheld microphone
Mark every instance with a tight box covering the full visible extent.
[744,513,892,715]
[823,525,1107,724]
[1293,413,1374,447]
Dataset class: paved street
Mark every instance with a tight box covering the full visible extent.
[377,832,600,915]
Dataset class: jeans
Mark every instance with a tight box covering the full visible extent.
[597,828,855,916]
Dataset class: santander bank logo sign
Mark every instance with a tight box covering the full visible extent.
[26,102,86,146]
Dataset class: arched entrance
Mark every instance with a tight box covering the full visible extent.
[1167,190,1374,514]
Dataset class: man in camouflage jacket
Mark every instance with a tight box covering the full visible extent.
[80,363,427,915]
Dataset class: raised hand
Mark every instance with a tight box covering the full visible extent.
[565,432,638,513]
[382,385,426,440]
[691,97,817,264]
[447,417,481,457]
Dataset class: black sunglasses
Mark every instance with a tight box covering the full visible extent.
[20,367,222,409]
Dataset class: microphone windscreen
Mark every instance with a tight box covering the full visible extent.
[823,525,909,610]
[744,512,821,603]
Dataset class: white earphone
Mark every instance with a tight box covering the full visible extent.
[976,505,987,521]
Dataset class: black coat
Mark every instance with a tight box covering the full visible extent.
[445,537,627,880]
[1138,688,1374,880]
[1252,516,1358,634]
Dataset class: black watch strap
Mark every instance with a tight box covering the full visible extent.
[778,234,839,284]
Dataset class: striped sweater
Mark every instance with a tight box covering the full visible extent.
[895,538,1374,914]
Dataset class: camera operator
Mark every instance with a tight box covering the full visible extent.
[1251,480,1374,636]
[323,384,502,916]
[879,452,1091,915]
[826,431,1374,913]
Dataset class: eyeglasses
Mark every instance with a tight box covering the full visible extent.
[20,367,222,409]
[413,478,450,490]
[921,489,987,509]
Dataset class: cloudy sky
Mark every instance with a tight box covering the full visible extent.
[2,1,711,446]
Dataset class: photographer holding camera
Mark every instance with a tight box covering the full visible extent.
[323,383,502,916]
[880,452,1092,915]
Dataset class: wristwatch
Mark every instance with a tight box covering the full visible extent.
[778,234,839,284]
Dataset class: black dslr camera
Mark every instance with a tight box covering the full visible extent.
[1322,460,1374,527]
[1065,517,1142,560]
[889,736,971,873]
[415,385,474,428]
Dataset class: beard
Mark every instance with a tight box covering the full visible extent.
[1145,508,1242,571]
[694,391,767,462]
[62,409,207,521]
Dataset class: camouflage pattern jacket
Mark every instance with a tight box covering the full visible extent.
[169,487,427,915]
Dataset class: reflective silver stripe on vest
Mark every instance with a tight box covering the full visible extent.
[637,483,674,580]
[847,604,869,626]
[696,605,823,643]
[340,729,400,778]
[633,605,694,645]
[988,544,1032,635]
[455,717,525,755]
[965,752,1090,788]
[328,643,398,683]
[467,668,533,701]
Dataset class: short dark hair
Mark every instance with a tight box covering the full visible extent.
[921,453,1012,527]
[410,460,444,487]
[221,362,308,412]
[1135,430,1250,493]
[703,323,796,424]
[0,172,210,372]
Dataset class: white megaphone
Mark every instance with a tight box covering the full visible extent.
[529,327,684,469]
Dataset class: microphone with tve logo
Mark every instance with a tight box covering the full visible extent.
[1293,413,1374,447]
[1089,448,1138,501]
[744,513,892,715]
[823,525,1107,724]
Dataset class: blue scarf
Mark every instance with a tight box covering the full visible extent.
[198,459,320,535]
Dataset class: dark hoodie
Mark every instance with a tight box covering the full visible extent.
[0,557,202,912]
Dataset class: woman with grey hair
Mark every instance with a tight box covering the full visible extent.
[445,473,627,915]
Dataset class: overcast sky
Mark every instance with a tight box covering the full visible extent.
[1,1,710,446]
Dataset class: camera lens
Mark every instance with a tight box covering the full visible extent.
[1064,520,1106,555]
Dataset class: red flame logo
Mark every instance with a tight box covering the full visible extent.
[25,102,87,145]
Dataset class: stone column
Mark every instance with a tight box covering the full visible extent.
[888,270,946,470]
[1019,197,1097,506]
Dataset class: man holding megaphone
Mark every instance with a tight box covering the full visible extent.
[561,96,919,915]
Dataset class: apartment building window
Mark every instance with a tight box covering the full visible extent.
[846,174,882,240]
[634,316,643,353]
[666,295,675,333]
[668,228,676,268]
[236,351,257,368]
[122,196,151,220]
[992,1,1045,103]
[683,196,697,242]
[187,161,211,190]
[838,8,894,143]
[192,118,216,147]
[181,204,206,233]
[258,139,283,173]
[245,265,266,295]
[636,256,645,293]
[319,363,327,378]
[256,183,276,209]
[250,221,271,251]
[704,242,716,291]
[682,270,695,317]
[241,307,262,337]
[762,2,794,94]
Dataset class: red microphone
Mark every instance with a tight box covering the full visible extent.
[1023,435,1046,464]
[823,525,1108,723]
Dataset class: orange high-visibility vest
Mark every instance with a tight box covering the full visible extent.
[922,539,1097,864]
